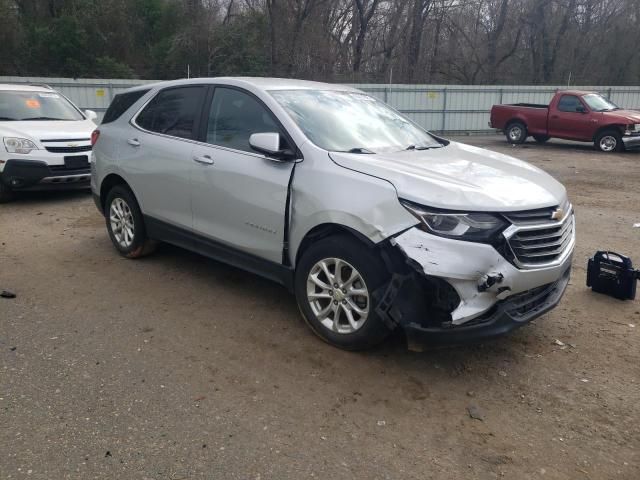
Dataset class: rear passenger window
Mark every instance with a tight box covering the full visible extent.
[557,95,582,113]
[102,89,149,124]
[136,86,206,140]
[206,87,286,153]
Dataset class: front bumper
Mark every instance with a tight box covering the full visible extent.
[622,133,640,149]
[0,159,90,190]
[387,225,574,347]
[403,267,570,347]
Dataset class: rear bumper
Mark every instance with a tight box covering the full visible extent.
[403,267,570,347]
[0,159,90,190]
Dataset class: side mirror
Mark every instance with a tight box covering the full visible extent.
[84,109,98,121]
[576,105,587,114]
[249,132,294,161]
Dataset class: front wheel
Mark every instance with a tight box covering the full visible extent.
[294,235,392,350]
[105,185,156,258]
[505,122,527,144]
[595,130,623,153]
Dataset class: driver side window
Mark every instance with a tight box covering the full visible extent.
[206,87,286,153]
[557,95,584,113]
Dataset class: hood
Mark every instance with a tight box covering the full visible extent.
[600,109,640,124]
[0,119,96,145]
[329,141,567,212]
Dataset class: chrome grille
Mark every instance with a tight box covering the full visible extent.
[503,203,574,268]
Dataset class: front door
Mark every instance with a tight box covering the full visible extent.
[548,94,595,141]
[190,86,295,264]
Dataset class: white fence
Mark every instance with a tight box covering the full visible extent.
[3,76,640,133]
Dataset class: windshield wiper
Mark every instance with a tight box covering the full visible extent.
[0,116,16,121]
[21,116,67,121]
[344,147,375,154]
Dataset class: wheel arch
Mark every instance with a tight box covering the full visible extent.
[99,173,131,213]
[592,124,624,142]
[505,117,527,130]
[294,223,378,267]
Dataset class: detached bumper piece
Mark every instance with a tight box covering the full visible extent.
[0,159,90,190]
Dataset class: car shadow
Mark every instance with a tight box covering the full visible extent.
[147,241,528,369]
[1,189,91,206]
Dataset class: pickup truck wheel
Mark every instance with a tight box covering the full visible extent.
[105,185,157,258]
[506,122,527,144]
[533,135,550,143]
[295,235,392,350]
[595,130,623,153]
[0,182,14,203]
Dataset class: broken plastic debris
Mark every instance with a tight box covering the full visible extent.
[633,223,640,228]
[1,290,16,299]
[467,404,484,421]
[553,339,565,346]
[377,420,386,426]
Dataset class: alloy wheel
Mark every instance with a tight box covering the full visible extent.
[306,257,370,334]
[109,197,135,248]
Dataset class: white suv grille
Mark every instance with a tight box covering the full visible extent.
[503,202,575,268]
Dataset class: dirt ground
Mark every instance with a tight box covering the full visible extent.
[1,135,639,479]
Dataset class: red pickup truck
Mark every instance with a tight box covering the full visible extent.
[489,90,640,152]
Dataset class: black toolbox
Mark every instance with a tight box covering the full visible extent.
[587,251,639,300]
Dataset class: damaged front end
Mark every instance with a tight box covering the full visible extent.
[375,204,575,350]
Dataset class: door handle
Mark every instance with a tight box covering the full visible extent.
[127,138,140,147]
[193,154,214,165]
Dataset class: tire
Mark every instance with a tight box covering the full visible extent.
[533,135,550,143]
[104,184,156,258]
[0,182,14,203]
[294,235,392,350]
[595,129,623,153]
[505,121,527,144]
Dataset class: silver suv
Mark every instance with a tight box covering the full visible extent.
[91,78,574,350]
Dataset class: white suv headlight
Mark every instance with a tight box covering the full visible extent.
[4,137,39,154]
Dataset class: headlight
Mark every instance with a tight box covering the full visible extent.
[400,199,507,243]
[4,137,39,154]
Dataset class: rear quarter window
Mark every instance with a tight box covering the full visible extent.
[102,89,150,124]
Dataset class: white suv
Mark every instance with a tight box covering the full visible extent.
[91,78,574,350]
[0,84,98,202]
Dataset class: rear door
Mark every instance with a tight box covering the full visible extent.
[125,85,207,229]
[190,86,296,263]
[548,94,595,140]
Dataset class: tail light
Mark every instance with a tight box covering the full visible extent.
[91,129,100,146]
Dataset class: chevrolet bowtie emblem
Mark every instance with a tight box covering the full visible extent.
[551,208,564,220]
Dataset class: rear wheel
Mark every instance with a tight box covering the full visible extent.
[295,235,392,350]
[0,182,13,203]
[506,121,527,144]
[105,185,156,258]
[595,129,623,153]
[533,135,550,143]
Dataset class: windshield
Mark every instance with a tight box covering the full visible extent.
[582,94,619,112]
[270,89,442,153]
[0,90,84,121]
